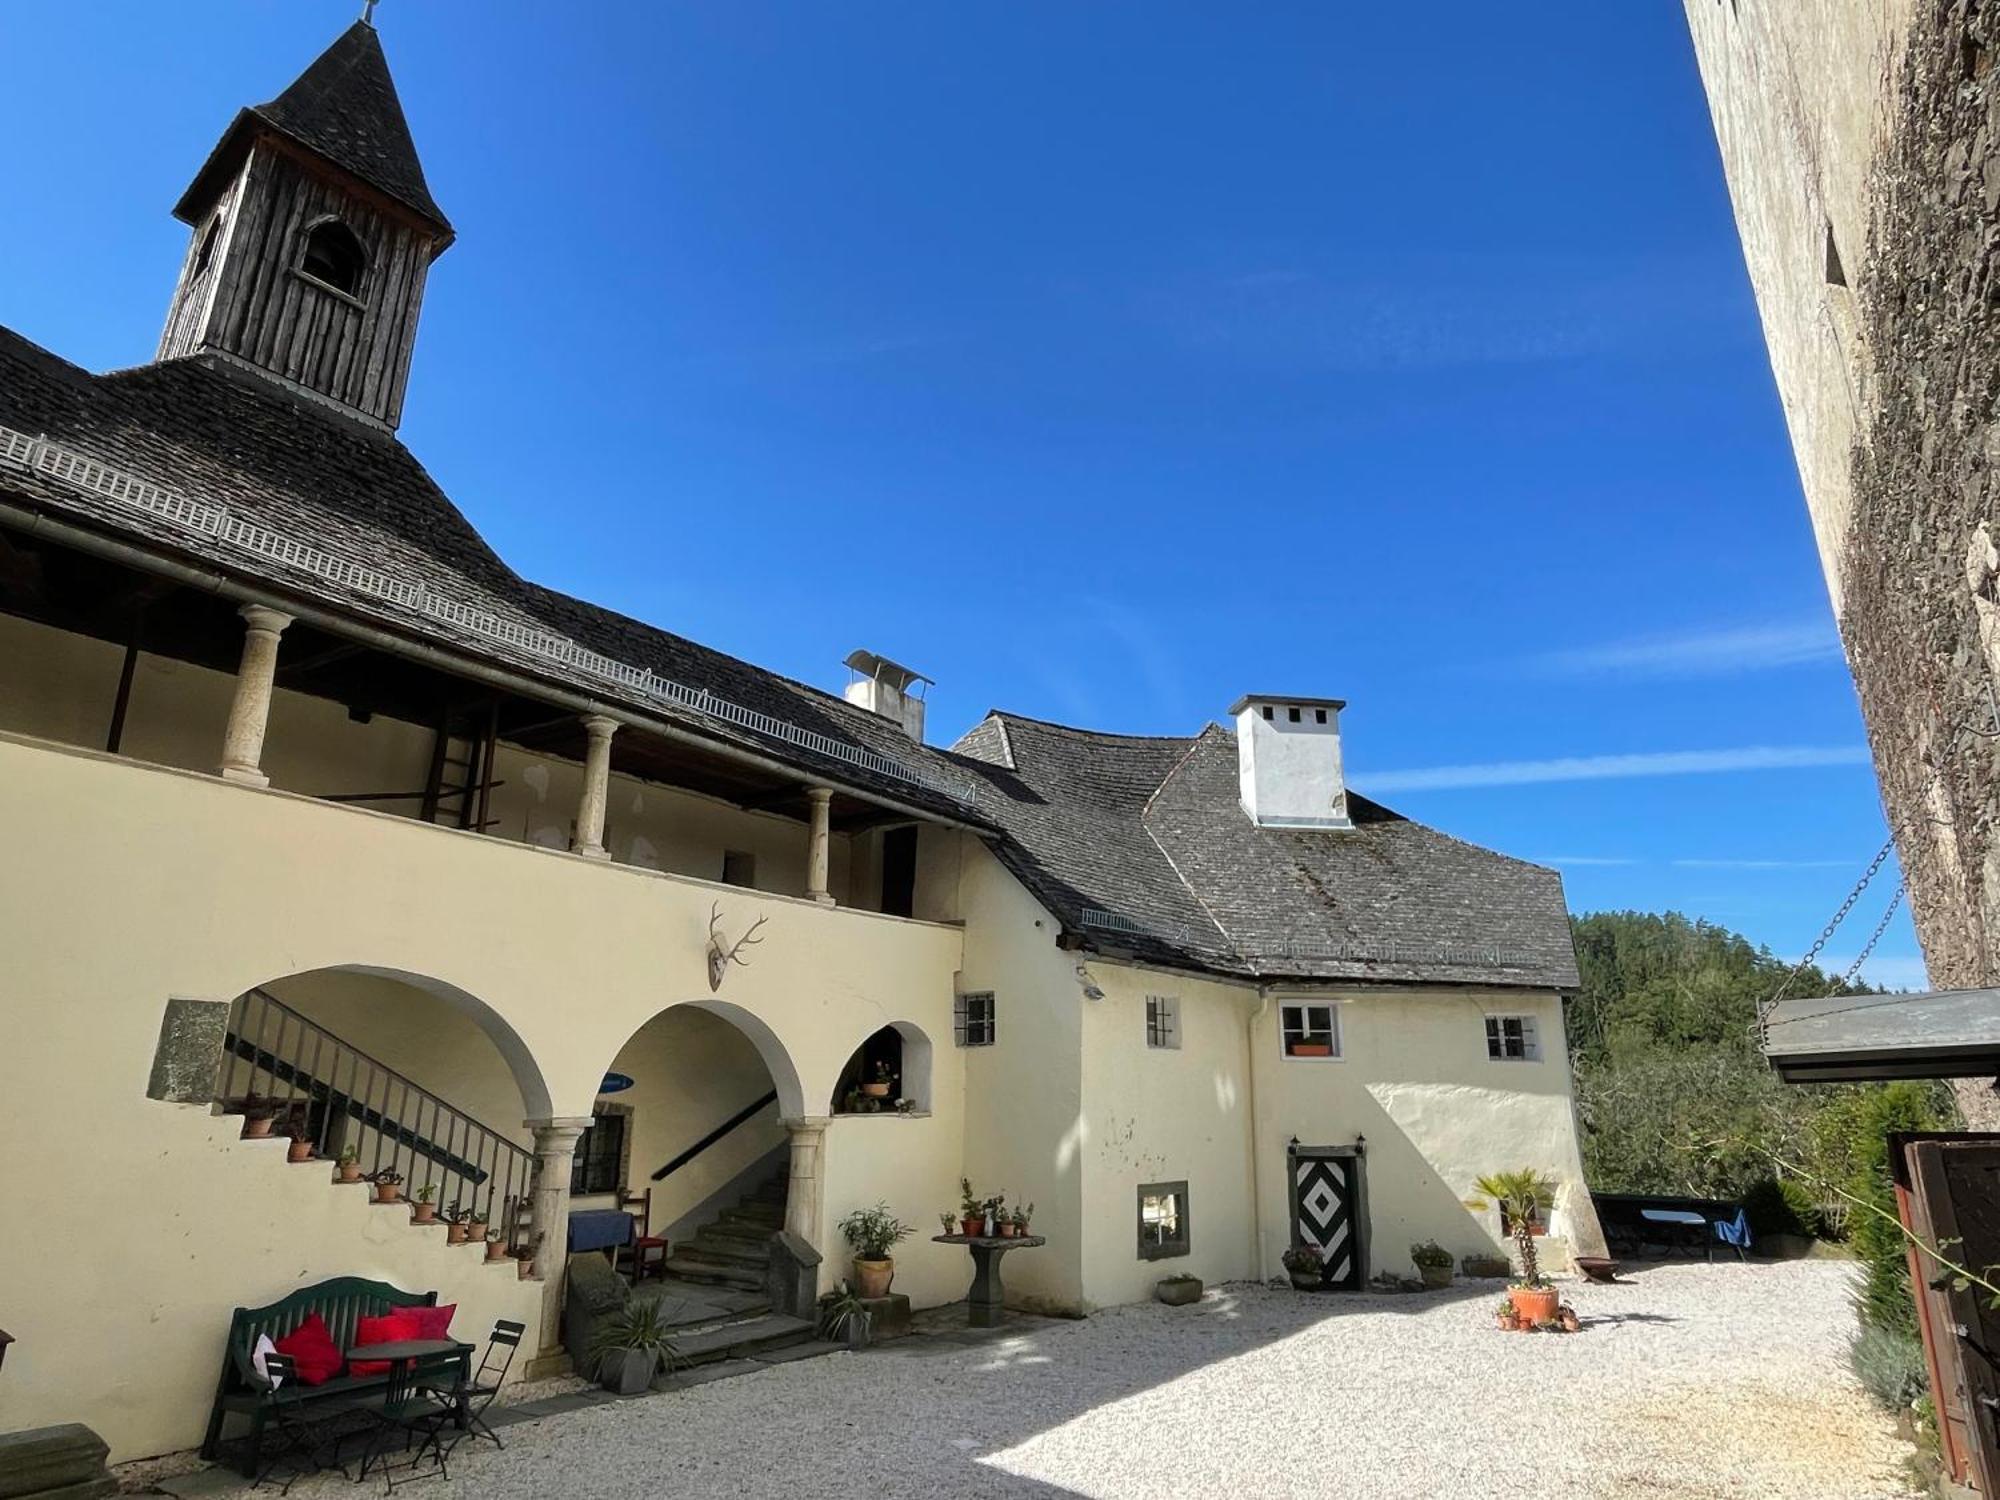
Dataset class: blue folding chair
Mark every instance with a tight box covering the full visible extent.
[1711,1208,1752,1263]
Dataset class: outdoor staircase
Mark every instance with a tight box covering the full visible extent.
[658,1169,788,1291]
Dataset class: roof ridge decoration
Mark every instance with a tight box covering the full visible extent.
[0,423,971,807]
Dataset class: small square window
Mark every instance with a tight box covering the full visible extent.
[1280,1002,1341,1059]
[1287,706,1301,722]
[1145,995,1181,1050]
[955,991,996,1047]
[1262,705,1274,720]
[1485,1015,1540,1062]
[1315,708,1327,724]
[1138,1180,1190,1260]
[721,850,756,888]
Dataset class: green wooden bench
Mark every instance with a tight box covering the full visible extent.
[200,1276,467,1476]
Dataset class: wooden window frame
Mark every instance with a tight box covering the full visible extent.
[1138,1180,1190,1260]
[1279,1001,1342,1061]
[1485,1014,1540,1062]
[955,991,996,1048]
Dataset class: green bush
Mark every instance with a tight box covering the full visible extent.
[1827,1082,1958,1336]
[1741,1176,1819,1239]
[1851,1325,1930,1410]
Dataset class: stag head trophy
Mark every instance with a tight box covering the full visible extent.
[707,903,769,992]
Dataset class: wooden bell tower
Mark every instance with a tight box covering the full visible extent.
[156,20,453,431]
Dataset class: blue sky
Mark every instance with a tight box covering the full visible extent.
[0,1,1921,987]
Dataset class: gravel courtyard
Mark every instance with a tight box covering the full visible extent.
[248,1261,1913,1500]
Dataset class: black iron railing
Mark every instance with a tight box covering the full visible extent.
[216,987,537,1251]
[651,1090,778,1182]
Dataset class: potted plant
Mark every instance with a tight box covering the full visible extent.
[816,1281,873,1350]
[588,1298,680,1396]
[837,1202,913,1298]
[514,1249,536,1281]
[861,1061,894,1099]
[286,1130,314,1164]
[466,1210,489,1242]
[1471,1168,1560,1326]
[939,1211,958,1237]
[1281,1245,1323,1291]
[958,1179,984,1238]
[1012,1203,1034,1237]
[1410,1240,1454,1291]
[485,1229,508,1262]
[1155,1274,1203,1306]
[982,1194,1007,1238]
[371,1170,404,1205]
[240,1095,278,1139]
[335,1145,362,1183]
[411,1183,438,1223]
[444,1203,469,1245]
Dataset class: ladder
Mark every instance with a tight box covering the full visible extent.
[421,700,501,831]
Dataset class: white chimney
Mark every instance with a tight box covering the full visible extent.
[1230,694,1352,829]
[844,649,931,742]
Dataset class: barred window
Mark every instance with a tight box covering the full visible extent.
[955,991,996,1047]
[1145,995,1181,1050]
[1485,1015,1540,1062]
[569,1112,626,1196]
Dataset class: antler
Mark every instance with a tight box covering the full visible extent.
[725,915,769,967]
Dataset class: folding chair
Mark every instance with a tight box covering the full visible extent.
[423,1318,526,1450]
[247,1353,344,1494]
[357,1356,461,1491]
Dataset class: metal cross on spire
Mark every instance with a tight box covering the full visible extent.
[361,0,379,26]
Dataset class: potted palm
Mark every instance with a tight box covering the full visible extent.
[1281,1245,1323,1291]
[838,1203,913,1298]
[817,1281,873,1350]
[1410,1240,1454,1291]
[589,1298,681,1395]
[1471,1168,1559,1325]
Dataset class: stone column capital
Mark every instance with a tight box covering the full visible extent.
[805,785,834,806]
[237,603,295,636]
[525,1115,596,1139]
[781,1114,831,1137]
[581,714,619,742]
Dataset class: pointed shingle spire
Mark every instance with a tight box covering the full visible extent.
[175,21,451,240]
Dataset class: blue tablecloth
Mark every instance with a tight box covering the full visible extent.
[568,1209,634,1253]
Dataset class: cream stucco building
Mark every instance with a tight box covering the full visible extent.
[0,21,1602,1462]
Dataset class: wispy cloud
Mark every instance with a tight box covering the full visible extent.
[1532,622,1840,679]
[1671,858,1858,871]
[1361,744,1870,794]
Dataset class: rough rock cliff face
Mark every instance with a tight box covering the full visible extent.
[1846,1,2000,1122]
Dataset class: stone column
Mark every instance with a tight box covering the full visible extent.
[572,716,618,859]
[217,604,294,786]
[782,1115,829,1252]
[523,1115,593,1377]
[805,786,835,905]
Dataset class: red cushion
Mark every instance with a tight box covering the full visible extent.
[408,1303,455,1341]
[347,1310,421,1377]
[273,1314,343,1386]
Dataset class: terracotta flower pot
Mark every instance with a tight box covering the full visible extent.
[412,1202,436,1223]
[486,1239,508,1262]
[466,1219,488,1241]
[447,1222,469,1245]
[861,1083,891,1098]
[518,1258,535,1281]
[242,1116,275,1139]
[374,1183,402,1204]
[287,1139,313,1164]
[961,1216,983,1237]
[1508,1286,1559,1325]
[1289,1043,1333,1058]
[998,1221,1018,1239]
[854,1257,894,1298]
[337,1162,362,1183]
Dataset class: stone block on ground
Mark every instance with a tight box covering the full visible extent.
[0,1424,113,1500]
[561,1253,630,1372]
[858,1293,911,1341]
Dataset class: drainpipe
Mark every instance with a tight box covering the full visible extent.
[1246,985,1272,1281]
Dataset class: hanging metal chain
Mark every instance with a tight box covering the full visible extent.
[1838,882,1907,990]
[1769,835,1897,1003]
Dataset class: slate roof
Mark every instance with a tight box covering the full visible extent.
[956,712,1580,990]
[175,22,451,237]
[0,327,979,823]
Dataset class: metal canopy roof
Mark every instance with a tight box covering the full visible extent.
[1763,988,2000,1083]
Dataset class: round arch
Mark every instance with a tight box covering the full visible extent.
[246,963,554,1120]
[829,1019,934,1114]
[673,999,809,1120]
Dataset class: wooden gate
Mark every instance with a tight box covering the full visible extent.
[1288,1143,1367,1290]
[1894,1132,2000,1495]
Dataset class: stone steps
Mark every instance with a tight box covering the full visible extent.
[661,1253,767,1290]
[683,1233,771,1268]
[665,1313,814,1367]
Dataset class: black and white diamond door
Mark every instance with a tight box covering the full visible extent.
[1289,1146,1366,1290]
